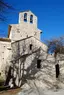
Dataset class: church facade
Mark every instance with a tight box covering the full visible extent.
[0,10,47,82]
[0,10,64,89]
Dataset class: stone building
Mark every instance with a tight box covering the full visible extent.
[0,10,47,82]
[0,10,64,89]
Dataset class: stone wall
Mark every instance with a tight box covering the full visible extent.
[8,37,64,89]
[6,36,48,87]
[11,36,47,59]
[0,41,11,79]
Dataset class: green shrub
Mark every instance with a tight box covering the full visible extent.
[0,77,5,86]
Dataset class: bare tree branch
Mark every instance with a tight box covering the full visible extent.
[46,36,64,57]
[0,0,14,21]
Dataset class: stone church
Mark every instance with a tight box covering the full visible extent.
[0,10,64,89]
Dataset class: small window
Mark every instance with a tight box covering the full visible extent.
[55,64,60,78]
[24,13,27,22]
[30,15,33,23]
[37,59,41,68]
[30,44,32,50]
[0,73,1,76]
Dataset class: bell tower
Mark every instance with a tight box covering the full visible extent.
[19,10,37,28]
[9,10,42,42]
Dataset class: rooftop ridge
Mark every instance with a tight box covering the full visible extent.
[0,37,11,42]
[12,36,47,47]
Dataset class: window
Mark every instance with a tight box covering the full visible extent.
[0,72,1,76]
[37,59,41,68]
[55,64,60,78]
[30,15,33,23]
[24,13,27,22]
[30,44,32,50]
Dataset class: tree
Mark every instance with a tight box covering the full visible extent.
[0,0,14,21]
[47,36,64,58]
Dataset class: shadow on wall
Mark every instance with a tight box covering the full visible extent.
[5,42,64,89]
[5,48,41,87]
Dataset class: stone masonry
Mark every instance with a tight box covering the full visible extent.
[0,10,64,90]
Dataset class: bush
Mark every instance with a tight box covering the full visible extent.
[0,77,5,86]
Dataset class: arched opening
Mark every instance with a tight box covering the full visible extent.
[55,64,60,78]
[30,15,33,23]
[24,13,27,22]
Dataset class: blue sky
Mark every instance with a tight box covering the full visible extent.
[0,0,64,42]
